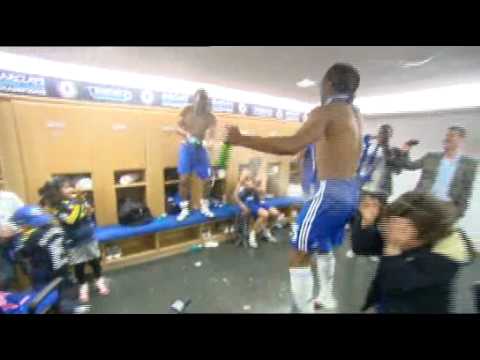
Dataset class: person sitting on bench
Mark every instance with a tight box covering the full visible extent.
[234,168,282,249]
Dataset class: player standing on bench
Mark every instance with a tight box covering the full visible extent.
[176,89,217,221]
[226,63,362,313]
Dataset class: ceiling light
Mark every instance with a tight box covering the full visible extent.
[296,78,317,88]
[400,56,434,69]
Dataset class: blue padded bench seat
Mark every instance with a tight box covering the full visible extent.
[95,196,304,244]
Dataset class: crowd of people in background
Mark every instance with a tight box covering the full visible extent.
[320,123,478,313]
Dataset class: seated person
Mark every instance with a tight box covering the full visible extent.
[10,205,89,314]
[234,168,282,248]
[351,191,473,313]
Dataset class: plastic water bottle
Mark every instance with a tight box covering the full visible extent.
[169,298,192,313]
[216,143,232,170]
[190,244,204,253]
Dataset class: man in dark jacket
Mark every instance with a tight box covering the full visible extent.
[351,191,473,313]
[398,126,478,220]
[357,124,406,197]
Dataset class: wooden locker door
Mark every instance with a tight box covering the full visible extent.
[146,114,182,216]
[13,100,94,202]
[93,108,147,170]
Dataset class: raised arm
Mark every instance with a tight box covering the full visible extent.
[225,108,328,155]
[350,214,384,256]
[395,144,426,171]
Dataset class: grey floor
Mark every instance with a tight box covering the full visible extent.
[90,229,479,314]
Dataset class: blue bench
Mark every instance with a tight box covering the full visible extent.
[95,196,304,244]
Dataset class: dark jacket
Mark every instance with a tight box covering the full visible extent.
[398,151,478,219]
[15,224,70,290]
[357,136,404,196]
[351,212,473,313]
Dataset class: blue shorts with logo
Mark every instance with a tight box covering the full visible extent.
[245,200,271,218]
[178,142,212,180]
[291,178,360,253]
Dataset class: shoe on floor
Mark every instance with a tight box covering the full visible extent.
[79,283,89,303]
[95,277,110,296]
[346,249,355,258]
[73,305,92,314]
[313,295,338,310]
[248,231,258,249]
[263,229,277,243]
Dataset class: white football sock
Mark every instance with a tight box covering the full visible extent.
[289,267,314,313]
[315,252,336,306]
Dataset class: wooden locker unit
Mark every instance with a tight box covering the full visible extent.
[114,168,147,223]
[218,114,300,200]
[3,93,303,270]
[0,98,28,198]
[91,107,148,224]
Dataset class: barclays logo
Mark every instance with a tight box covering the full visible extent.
[0,71,46,96]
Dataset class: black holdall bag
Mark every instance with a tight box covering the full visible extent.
[118,198,154,226]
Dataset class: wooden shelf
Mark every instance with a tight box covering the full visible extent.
[114,182,147,189]
[103,233,232,272]
[165,180,180,185]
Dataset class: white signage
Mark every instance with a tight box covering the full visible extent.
[285,111,302,121]
[86,86,133,102]
[252,105,274,118]
[0,71,46,95]
[212,98,234,113]
[161,92,190,108]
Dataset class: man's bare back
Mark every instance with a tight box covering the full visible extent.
[313,103,362,180]
[179,105,216,141]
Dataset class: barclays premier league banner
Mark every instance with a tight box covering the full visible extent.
[0,69,304,121]
[212,98,235,113]
[0,71,47,96]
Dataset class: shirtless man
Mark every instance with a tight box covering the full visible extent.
[226,63,362,313]
[176,89,217,221]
